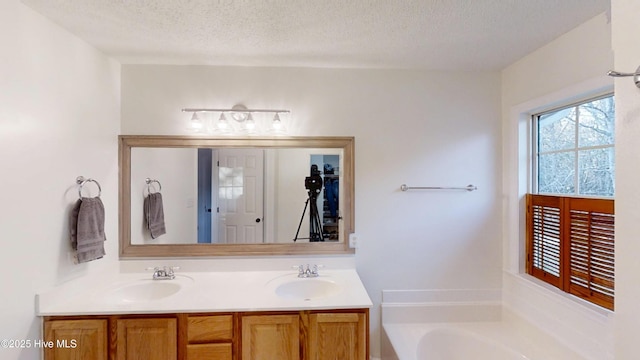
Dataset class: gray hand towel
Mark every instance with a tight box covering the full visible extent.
[144,192,166,239]
[71,197,106,263]
[70,199,82,251]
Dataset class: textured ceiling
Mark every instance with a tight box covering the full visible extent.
[21,0,609,70]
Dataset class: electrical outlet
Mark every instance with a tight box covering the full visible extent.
[349,233,358,249]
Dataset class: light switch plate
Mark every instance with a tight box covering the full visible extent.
[349,233,358,249]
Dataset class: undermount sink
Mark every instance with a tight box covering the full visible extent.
[274,277,342,301]
[104,276,193,303]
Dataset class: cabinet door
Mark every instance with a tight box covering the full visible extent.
[307,312,367,360]
[44,319,107,360]
[116,318,177,360]
[241,314,299,360]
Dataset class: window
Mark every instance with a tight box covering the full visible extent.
[527,95,615,310]
[534,95,615,196]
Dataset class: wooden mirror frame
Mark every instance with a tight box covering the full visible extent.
[118,135,355,257]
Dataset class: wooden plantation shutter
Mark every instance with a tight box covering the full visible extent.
[526,194,614,310]
[567,198,615,310]
[527,195,562,288]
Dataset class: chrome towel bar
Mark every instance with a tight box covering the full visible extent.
[607,65,640,88]
[400,184,477,192]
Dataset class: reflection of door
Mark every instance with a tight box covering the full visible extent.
[217,149,264,243]
[197,149,213,243]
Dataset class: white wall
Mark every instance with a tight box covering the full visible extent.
[0,1,120,359]
[1,4,620,359]
[130,148,197,244]
[121,65,502,357]
[501,13,615,360]
[611,0,640,358]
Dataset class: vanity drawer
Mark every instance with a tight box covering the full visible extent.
[187,343,232,360]
[187,315,233,342]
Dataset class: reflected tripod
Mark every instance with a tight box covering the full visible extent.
[293,189,327,242]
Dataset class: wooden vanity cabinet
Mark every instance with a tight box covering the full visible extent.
[43,319,108,360]
[43,315,178,360]
[43,308,367,360]
[240,309,368,360]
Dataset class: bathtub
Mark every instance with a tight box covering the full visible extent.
[384,322,579,360]
[381,289,587,360]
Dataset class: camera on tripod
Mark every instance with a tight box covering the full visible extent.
[293,164,329,242]
[304,164,323,197]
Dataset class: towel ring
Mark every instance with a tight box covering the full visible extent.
[145,178,162,194]
[76,176,102,199]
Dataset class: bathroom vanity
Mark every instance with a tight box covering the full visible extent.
[37,269,371,360]
[44,309,367,360]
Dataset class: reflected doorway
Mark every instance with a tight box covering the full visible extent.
[197,149,265,244]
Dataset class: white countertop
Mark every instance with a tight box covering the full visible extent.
[36,269,372,316]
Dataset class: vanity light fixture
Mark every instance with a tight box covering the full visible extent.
[182,104,291,135]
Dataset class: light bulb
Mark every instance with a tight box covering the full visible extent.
[272,113,282,130]
[190,112,203,131]
[268,112,288,135]
[217,113,229,129]
[245,113,256,130]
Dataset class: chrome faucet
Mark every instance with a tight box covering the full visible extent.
[147,266,179,280]
[295,264,322,278]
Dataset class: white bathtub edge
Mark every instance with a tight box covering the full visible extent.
[381,288,503,324]
[382,302,502,324]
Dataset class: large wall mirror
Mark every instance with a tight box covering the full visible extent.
[119,135,355,257]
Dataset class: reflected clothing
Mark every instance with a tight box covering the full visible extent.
[325,178,339,218]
